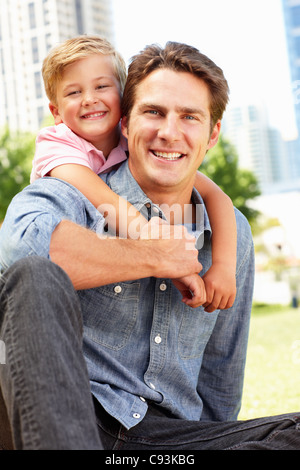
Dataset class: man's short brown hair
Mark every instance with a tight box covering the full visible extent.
[122,41,229,132]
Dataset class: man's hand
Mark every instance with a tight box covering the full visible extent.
[50,218,202,290]
[140,217,202,280]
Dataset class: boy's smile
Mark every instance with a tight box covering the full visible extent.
[50,54,122,156]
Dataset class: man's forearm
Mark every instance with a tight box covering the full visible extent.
[50,220,202,290]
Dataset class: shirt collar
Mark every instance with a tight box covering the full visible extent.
[80,133,128,173]
[105,161,211,248]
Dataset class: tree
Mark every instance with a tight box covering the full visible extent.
[200,134,261,225]
[0,127,35,221]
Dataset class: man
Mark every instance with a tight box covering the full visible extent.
[0,42,299,450]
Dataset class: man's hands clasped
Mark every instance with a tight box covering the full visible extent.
[140,217,236,312]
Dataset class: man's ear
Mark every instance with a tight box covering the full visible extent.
[49,103,63,125]
[207,120,221,150]
[121,116,129,138]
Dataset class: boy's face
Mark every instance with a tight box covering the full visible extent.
[50,54,122,154]
[121,68,220,202]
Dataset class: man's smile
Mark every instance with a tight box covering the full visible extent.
[151,150,184,161]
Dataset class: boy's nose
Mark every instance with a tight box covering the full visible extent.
[82,91,99,106]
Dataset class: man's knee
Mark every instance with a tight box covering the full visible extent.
[1,256,74,296]
[0,256,81,328]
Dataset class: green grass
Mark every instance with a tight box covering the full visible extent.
[238,305,300,420]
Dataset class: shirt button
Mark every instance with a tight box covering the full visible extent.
[154,334,162,344]
[145,203,151,208]
[114,285,122,294]
[149,382,156,390]
[152,206,159,213]
[140,396,146,402]
[133,413,140,419]
[159,282,167,291]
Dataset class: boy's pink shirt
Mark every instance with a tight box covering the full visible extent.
[30,123,128,183]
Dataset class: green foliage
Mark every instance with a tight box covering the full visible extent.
[0,127,35,220]
[200,134,261,225]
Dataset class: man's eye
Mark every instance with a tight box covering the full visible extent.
[184,115,196,120]
[146,110,159,115]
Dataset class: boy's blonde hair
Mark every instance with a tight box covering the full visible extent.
[42,35,127,106]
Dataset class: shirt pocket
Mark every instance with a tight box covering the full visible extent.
[79,281,140,350]
[178,306,218,359]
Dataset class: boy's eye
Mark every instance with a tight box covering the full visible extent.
[67,90,80,96]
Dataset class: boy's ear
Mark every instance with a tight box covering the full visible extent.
[121,116,129,138]
[207,120,221,151]
[49,103,63,125]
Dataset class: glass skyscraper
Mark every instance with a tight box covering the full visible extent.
[282,0,300,178]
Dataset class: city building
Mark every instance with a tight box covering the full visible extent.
[282,0,300,179]
[222,104,289,191]
[0,0,114,132]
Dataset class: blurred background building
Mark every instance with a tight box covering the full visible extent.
[282,0,300,181]
[281,0,300,191]
[222,104,289,190]
[220,0,300,193]
[0,0,114,132]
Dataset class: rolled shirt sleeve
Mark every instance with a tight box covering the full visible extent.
[0,178,105,273]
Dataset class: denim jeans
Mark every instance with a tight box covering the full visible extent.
[0,257,299,450]
[95,399,300,450]
[0,257,102,450]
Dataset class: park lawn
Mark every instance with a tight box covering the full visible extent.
[238,305,300,420]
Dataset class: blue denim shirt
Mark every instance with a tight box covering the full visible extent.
[0,161,254,427]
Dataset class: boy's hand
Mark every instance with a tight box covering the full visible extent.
[172,273,206,308]
[202,262,236,313]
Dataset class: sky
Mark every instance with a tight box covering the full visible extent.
[112,0,296,140]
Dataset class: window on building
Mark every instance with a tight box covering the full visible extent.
[291,6,300,29]
[0,49,4,75]
[28,2,36,29]
[75,0,84,34]
[45,33,52,52]
[248,106,258,122]
[294,36,300,58]
[31,37,39,63]
[43,0,50,25]
[37,106,44,127]
[34,71,42,99]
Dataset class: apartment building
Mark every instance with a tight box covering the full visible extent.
[0,0,114,132]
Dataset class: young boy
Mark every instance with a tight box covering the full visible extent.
[31,35,236,311]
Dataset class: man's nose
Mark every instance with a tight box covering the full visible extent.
[157,114,181,141]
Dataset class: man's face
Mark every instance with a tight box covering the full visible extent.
[121,68,220,201]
